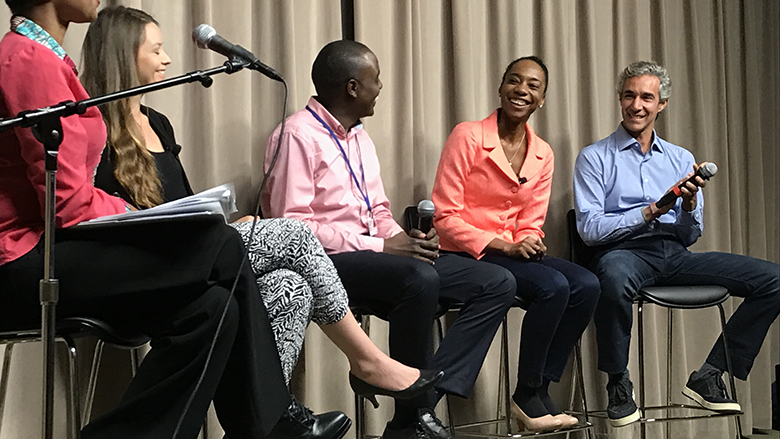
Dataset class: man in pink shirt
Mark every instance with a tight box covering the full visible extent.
[263,40,516,439]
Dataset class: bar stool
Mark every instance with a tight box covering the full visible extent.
[393,206,593,438]
[565,209,743,438]
[451,294,593,439]
[0,317,150,439]
[635,286,744,439]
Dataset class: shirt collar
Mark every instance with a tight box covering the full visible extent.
[615,123,664,154]
[11,16,67,60]
[306,96,362,139]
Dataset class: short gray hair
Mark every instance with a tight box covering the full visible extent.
[617,60,672,101]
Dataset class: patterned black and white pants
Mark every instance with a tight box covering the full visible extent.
[231,218,349,384]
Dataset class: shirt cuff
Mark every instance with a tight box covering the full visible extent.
[625,207,647,227]
[362,235,386,253]
[677,207,702,227]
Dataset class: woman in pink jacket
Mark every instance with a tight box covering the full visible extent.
[432,56,599,432]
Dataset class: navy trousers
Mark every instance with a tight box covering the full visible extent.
[593,237,780,379]
[479,254,600,389]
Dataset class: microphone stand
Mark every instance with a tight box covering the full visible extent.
[0,58,248,439]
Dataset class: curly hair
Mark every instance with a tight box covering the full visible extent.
[617,60,672,101]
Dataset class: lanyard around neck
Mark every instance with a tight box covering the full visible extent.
[306,105,372,213]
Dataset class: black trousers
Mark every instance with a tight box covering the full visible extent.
[329,251,516,402]
[0,219,290,439]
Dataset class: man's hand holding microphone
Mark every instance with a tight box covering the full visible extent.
[642,161,717,221]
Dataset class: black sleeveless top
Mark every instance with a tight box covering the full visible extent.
[94,106,194,206]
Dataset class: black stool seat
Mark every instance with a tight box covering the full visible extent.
[1,316,150,439]
[513,295,531,310]
[350,304,389,321]
[351,301,467,321]
[638,285,729,309]
[0,317,149,348]
[57,317,151,347]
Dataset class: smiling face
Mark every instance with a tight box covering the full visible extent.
[498,59,546,124]
[351,51,383,119]
[619,74,668,138]
[136,22,171,86]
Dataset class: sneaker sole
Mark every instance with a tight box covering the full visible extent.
[682,386,741,412]
[608,409,640,427]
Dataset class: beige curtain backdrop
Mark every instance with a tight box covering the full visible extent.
[1,1,777,438]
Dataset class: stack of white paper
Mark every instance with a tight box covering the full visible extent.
[79,183,237,226]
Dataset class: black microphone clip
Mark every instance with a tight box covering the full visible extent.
[518,176,527,184]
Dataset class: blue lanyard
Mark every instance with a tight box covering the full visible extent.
[306,106,372,213]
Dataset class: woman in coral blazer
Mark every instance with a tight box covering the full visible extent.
[432,56,600,433]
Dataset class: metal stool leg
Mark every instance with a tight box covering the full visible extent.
[500,316,512,436]
[63,336,80,439]
[666,307,673,439]
[434,317,457,435]
[201,414,209,439]
[81,340,105,426]
[717,304,744,439]
[354,314,370,439]
[130,347,142,376]
[572,340,594,439]
[0,343,15,436]
[638,299,646,439]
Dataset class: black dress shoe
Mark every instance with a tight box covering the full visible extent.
[381,423,417,439]
[266,397,351,439]
[416,409,453,439]
[381,409,453,439]
[349,369,444,408]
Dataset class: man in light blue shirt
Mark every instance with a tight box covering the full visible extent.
[573,60,780,428]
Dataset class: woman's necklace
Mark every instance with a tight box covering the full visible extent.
[504,131,527,167]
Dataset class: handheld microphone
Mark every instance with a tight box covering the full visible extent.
[655,162,717,208]
[417,200,435,233]
[192,24,283,82]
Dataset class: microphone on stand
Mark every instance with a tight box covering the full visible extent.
[192,24,283,82]
[417,199,435,233]
[655,162,718,208]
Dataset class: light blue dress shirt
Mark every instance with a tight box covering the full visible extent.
[573,124,703,247]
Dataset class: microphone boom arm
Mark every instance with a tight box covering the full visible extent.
[0,60,247,133]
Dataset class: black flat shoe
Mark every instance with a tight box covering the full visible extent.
[349,369,444,408]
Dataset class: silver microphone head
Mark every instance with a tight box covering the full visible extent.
[192,24,216,49]
[417,200,435,219]
[700,162,718,179]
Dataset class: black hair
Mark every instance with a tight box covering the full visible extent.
[5,0,46,16]
[311,39,372,100]
[501,55,549,93]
